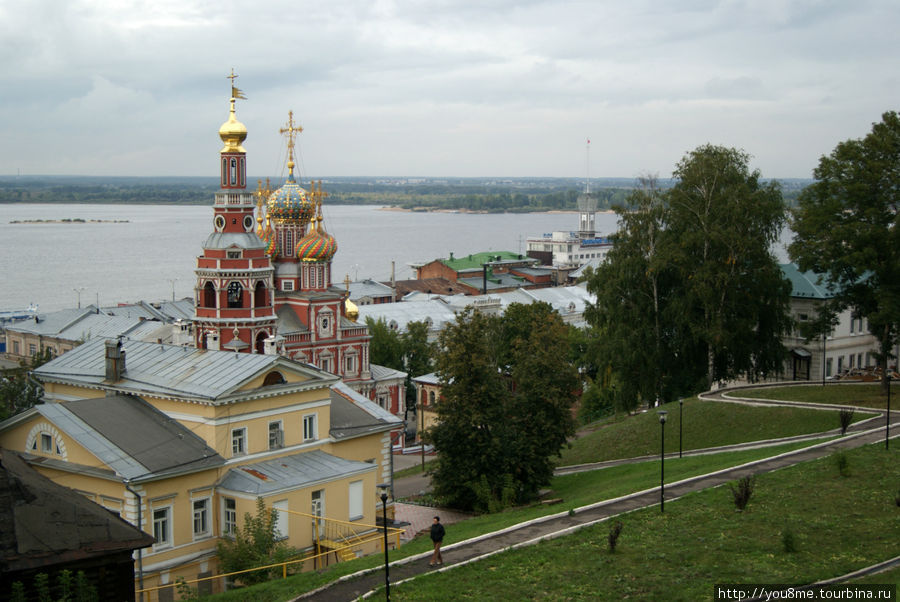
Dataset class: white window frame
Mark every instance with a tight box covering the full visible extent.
[282,280,294,292]
[152,506,172,549]
[268,420,284,450]
[302,414,317,442]
[273,500,289,540]
[223,498,237,536]
[192,498,211,539]
[348,480,364,521]
[40,432,53,453]
[232,427,247,456]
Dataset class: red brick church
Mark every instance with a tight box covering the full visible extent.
[192,81,406,432]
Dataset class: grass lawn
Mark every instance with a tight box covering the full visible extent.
[390,443,900,601]
[736,383,899,410]
[559,398,868,466]
[200,439,831,601]
[851,564,900,587]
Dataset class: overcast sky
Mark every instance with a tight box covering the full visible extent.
[3,0,898,179]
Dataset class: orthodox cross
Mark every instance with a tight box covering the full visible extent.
[280,111,302,175]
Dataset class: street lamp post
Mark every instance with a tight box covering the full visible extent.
[887,376,892,451]
[377,483,391,600]
[678,399,683,459]
[658,410,668,513]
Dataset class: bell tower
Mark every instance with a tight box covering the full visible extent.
[193,72,277,354]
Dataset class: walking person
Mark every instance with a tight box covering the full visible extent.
[429,516,445,566]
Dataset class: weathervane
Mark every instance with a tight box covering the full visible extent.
[227,68,247,101]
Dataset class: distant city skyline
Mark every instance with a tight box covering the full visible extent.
[3,1,898,180]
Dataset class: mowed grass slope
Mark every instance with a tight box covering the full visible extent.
[391,444,900,601]
[202,440,824,601]
[737,383,899,409]
[559,397,871,466]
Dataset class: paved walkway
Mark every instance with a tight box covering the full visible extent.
[295,391,898,601]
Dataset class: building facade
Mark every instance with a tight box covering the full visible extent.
[0,338,401,597]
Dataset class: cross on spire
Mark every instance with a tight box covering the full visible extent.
[280,111,303,177]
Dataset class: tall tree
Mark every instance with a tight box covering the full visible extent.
[428,304,577,511]
[586,147,791,407]
[668,145,791,388]
[790,111,900,393]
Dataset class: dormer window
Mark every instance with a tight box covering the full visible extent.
[227,250,241,259]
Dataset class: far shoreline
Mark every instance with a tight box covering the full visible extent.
[377,206,616,215]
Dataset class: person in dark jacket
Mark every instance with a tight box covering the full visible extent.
[429,516,445,566]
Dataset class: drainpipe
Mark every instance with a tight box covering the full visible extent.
[124,481,145,602]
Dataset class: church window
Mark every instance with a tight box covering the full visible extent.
[282,281,294,292]
[227,282,243,308]
[285,231,293,252]
[254,281,266,307]
[227,250,240,259]
[202,282,216,308]
[230,158,237,185]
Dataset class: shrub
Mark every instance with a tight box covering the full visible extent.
[838,409,854,435]
[608,521,624,553]
[216,498,298,586]
[833,451,850,477]
[730,476,755,511]
[781,528,797,553]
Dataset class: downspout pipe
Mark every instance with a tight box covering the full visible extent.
[124,481,145,602]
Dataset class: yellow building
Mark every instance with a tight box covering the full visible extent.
[0,337,402,597]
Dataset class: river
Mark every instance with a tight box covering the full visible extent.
[1,204,623,312]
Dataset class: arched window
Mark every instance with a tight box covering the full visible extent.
[202,282,216,308]
[429,391,436,405]
[256,331,268,355]
[254,281,267,308]
[230,157,237,185]
[263,371,286,386]
[227,282,243,308]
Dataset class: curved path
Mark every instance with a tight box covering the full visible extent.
[296,388,898,601]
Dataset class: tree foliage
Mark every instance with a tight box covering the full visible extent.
[216,498,296,586]
[586,146,792,408]
[427,303,578,511]
[1,348,53,420]
[790,111,900,393]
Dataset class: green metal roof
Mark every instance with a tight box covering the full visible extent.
[444,251,531,272]
[779,263,836,299]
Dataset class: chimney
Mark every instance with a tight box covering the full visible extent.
[105,339,125,381]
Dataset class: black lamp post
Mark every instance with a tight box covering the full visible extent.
[678,399,683,458]
[658,410,667,513]
[887,376,892,451]
[377,483,390,600]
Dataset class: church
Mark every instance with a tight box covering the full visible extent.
[192,82,407,434]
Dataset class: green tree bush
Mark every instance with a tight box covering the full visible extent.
[427,303,577,511]
[790,111,900,396]
[216,498,297,586]
[586,147,791,408]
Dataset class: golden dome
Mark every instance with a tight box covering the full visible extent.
[345,297,359,322]
[219,97,247,153]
